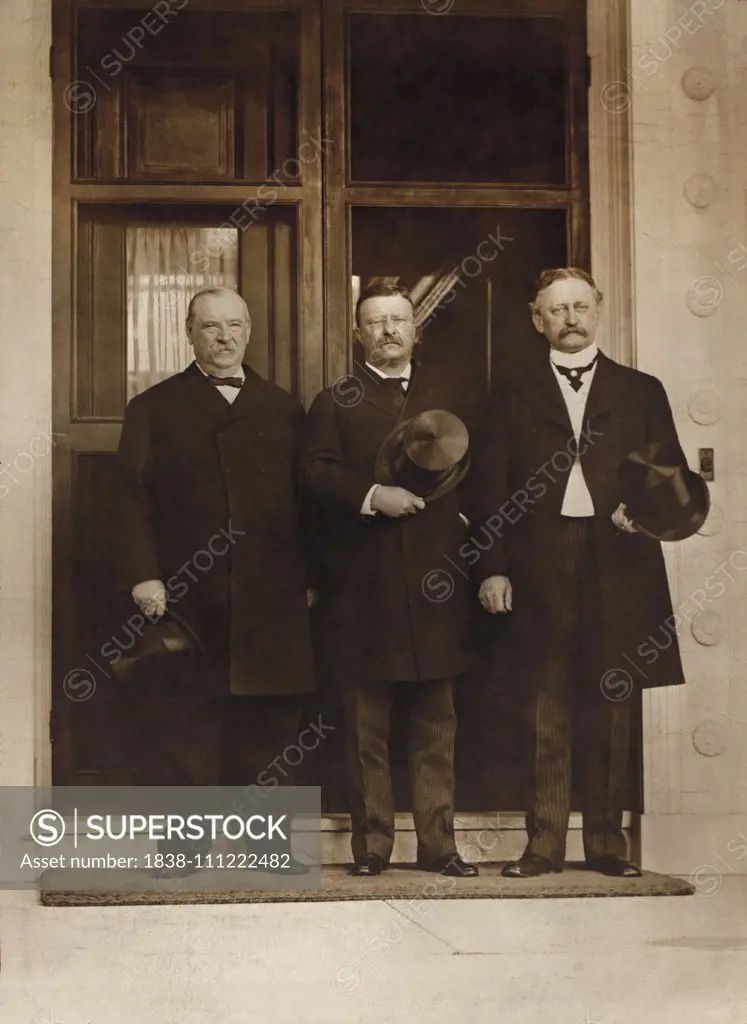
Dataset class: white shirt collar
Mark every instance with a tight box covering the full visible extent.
[195,360,245,382]
[364,361,412,382]
[549,342,599,369]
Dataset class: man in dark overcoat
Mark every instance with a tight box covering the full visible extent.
[301,279,478,878]
[117,287,315,868]
[468,267,692,879]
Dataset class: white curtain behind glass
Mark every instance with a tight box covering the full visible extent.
[126,226,239,399]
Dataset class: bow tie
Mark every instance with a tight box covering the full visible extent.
[206,374,243,389]
[553,353,598,392]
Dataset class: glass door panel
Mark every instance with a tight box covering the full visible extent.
[74,203,300,421]
[126,225,239,399]
[352,205,569,419]
[349,12,568,185]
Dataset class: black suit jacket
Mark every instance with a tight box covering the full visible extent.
[117,361,315,696]
[466,349,687,690]
[301,359,476,686]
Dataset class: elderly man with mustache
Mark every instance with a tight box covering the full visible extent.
[117,287,315,874]
[467,267,694,879]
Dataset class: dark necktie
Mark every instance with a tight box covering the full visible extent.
[378,376,408,407]
[553,353,599,392]
[206,374,243,389]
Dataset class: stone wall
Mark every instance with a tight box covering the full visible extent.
[0,0,53,788]
[627,0,747,873]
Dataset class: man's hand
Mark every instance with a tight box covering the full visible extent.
[370,485,426,519]
[132,579,167,619]
[612,502,637,534]
[479,575,513,614]
[307,588,319,610]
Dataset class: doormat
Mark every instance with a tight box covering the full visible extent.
[40,863,693,906]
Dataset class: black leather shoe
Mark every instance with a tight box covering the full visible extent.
[502,853,561,878]
[350,853,387,877]
[587,854,642,878]
[419,855,479,878]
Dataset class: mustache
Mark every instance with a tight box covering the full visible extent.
[368,344,403,366]
[559,326,587,338]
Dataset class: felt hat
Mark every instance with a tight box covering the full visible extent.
[110,607,207,696]
[374,409,470,501]
[619,443,710,541]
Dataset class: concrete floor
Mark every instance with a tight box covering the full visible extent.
[1,878,746,1024]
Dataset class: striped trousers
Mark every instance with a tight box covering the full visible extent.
[525,517,632,867]
[341,679,458,866]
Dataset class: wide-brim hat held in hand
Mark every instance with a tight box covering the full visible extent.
[619,442,710,542]
[110,607,206,696]
[374,409,470,502]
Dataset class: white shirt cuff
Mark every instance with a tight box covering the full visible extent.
[361,485,379,516]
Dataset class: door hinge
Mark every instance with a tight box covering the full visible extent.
[49,45,55,79]
[49,711,54,745]
[585,54,592,90]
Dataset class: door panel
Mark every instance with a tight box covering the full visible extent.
[349,12,569,185]
[74,7,299,183]
[75,216,127,419]
[351,205,570,403]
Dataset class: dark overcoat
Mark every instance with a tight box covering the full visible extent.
[301,361,477,686]
[466,348,688,691]
[116,361,315,697]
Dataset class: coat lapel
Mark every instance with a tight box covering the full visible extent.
[357,359,411,419]
[222,365,266,425]
[583,351,625,422]
[185,361,232,419]
[513,348,625,434]
[363,359,443,421]
[515,354,574,434]
[185,361,267,427]
[402,360,448,417]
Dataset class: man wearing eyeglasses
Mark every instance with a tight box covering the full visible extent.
[117,287,315,873]
[302,278,478,878]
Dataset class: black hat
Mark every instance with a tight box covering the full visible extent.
[619,443,710,542]
[110,607,207,696]
[374,409,470,501]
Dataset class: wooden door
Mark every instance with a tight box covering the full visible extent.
[51,0,324,784]
[320,0,641,813]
